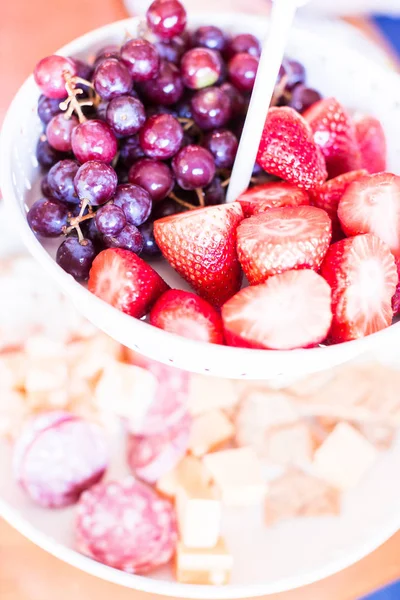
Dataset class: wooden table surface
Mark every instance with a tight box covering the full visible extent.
[1,0,400,598]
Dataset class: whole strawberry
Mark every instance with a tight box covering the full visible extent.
[237,205,332,284]
[154,203,244,307]
[304,97,361,179]
[256,107,327,191]
[320,234,397,343]
[354,114,387,174]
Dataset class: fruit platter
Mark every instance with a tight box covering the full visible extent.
[2,0,400,597]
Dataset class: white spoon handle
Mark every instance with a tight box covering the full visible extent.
[226,0,299,203]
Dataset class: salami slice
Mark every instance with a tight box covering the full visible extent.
[76,476,177,573]
[127,411,192,483]
[13,411,108,508]
[126,351,190,436]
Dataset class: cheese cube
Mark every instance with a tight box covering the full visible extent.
[265,469,340,525]
[203,447,266,506]
[176,458,222,548]
[94,362,157,427]
[25,359,68,393]
[265,422,314,466]
[189,410,234,457]
[25,336,65,360]
[176,538,233,585]
[156,455,211,499]
[188,374,239,416]
[313,422,378,490]
[0,352,26,390]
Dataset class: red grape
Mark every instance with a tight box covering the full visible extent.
[37,95,63,125]
[146,0,187,40]
[74,161,118,206]
[120,39,160,82]
[113,183,152,226]
[48,159,80,204]
[228,52,258,92]
[219,82,246,117]
[139,114,183,160]
[103,223,144,253]
[27,197,69,237]
[119,134,146,168]
[181,48,221,90]
[154,36,187,65]
[128,158,174,202]
[191,87,231,130]
[93,58,133,101]
[204,129,238,169]
[34,55,77,99]
[36,138,66,170]
[106,95,146,136]
[139,220,161,257]
[94,45,120,67]
[192,26,227,52]
[204,176,225,205]
[172,145,215,190]
[95,203,126,236]
[225,33,261,59]
[46,114,79,152]
[56,237,96,280]
[282,59,306,90]
[289,85,321,113]
[71,119,117,163]
[139,60,184,106]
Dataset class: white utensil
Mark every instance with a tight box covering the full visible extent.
[227,0,309,203]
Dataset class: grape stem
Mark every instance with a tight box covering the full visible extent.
[64,199,94,239]
[168,192,196,211]
[271,74,289,107]
[59,75,100,124]
[221,177,230,188]
[195,188,205,207]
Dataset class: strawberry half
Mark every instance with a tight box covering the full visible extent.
[237,182,310,217]
[88,248,169,318]
[237,205,332,285]
[337,172,400,257]
[354,114,387,174]
[304,97,361,179]
[153,203,244,307]
[150,289,224,344]
[310,169,368,241]
[320,234,397,343]
[256,107,327,191]
[222,269,332,350]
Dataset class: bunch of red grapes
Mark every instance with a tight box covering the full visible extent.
[29,0,321,281]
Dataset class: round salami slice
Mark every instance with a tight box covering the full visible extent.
[14,412,109,508]
[127,411,192,483]
[76,476,177,573]
[126,351,190,436]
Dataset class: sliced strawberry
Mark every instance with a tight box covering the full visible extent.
[154,203,244,307]
[337,172,400,257]
[222,270,332,350]
[88,248,169,318]
[149,289,224,344]
[256,107,327,191]
[392,257,400,316]
[320,234,397,343]
[304,97,361,179]
[237,182,310,217]
[310,169,368,241]
[354,114,387,174]
[237,206,331,285]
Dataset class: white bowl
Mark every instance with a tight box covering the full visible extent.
[2,14,400,381]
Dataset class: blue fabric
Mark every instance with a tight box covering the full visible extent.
[373,16,400,57]
[362,580,400,599]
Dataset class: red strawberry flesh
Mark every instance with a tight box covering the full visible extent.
[153,203,244,307]
[304,97,361,178]
[150,289,224,344]
[237,182,309,217]
[320,233,397,343]
[88,248,169,318]
[222,269,332,350]
[338,172,400,257]
[237,205,332,284]
[256,107,327,191]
